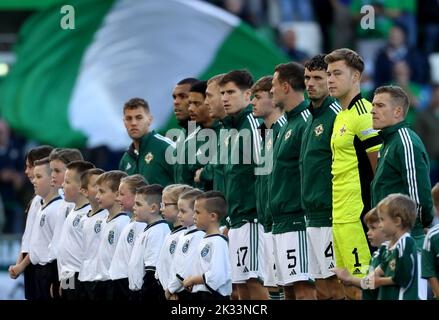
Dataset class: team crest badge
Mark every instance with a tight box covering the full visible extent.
[339,124,347,136]
[145,152,154,164]
[284,129,292,141]
[73,214,81,227]
[108,230,115,244]
[201,243,211,260]
[127,229,135,244]
[40,214,46,227]
[169,240,177,254]
[389,259,396,271]
[94,220,102,233]
[314,124,324,137]
[182,239,191,253]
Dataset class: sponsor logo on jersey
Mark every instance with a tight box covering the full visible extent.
[353,267,362,275]
[182,239,190,253]
[127,229,135,244]
[40,214,46,227]
[94,220,102,233]
[73,214,81,227]
[284,129,292,141]
[289,269,296,276]
[108,230,115,245]
[126,163,132,171]
[145,152,154,164]
[329,262,335,269]
[169,240,177,254]
[314,124,324,137]
[243,266,249,273]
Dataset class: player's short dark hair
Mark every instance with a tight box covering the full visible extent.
[80,168,104,189]
[274,62,306,92]
[66,161,95,181]
[432,183,439,208]
[377,193,416,230]
[219,69,254,90]
[207,74,225,86]
[49,148,83,164]
[304,54,328,72]
[123,98,150,113]
[374,85,410,116]
[364,207,379,225]
[96,170,128,192]
[121,174,148,194]
[325,48,364,74]
[177,78,199,86]
[179,189,203,210]
[195,191,227,222]
[190,81,208,97]
[136,184,164,209]
[251,76,273,95]
[26,145,54,167]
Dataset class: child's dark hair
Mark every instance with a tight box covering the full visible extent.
[179,189,203,210]
[34,157,51,174]
[66,161,95,180]
[363,207,379,225]
[377,193,416,230]
[195,191,227,221]
[136,184,164,210]
[26,145,54,167]
[80,168,105,189]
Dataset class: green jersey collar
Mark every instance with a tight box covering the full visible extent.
[347,93,362,110]
[139,130,156,151]
[309,96,333,117]
[230,105,253,128]
[378,121,408,141]
[286,100,309,119]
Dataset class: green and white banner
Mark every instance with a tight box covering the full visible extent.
[0,0,287,150]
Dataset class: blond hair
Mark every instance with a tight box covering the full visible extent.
[162,184,193,203]
[377,193,416,230]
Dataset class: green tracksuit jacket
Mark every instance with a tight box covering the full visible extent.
[300,96,341,227]
[119,130,175,186]
[268,100,311,234]
[371,121,433,245]
[223,106,261,228]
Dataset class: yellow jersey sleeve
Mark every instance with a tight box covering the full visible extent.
[353,99,382,153]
